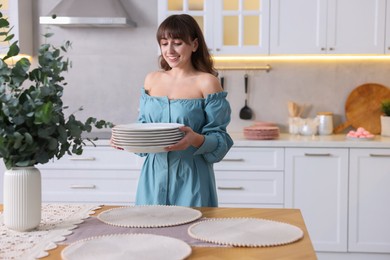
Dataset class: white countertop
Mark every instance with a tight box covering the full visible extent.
[91,132,390,149]
[230,132,390,148]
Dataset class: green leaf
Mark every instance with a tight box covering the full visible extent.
[3,41,20,60]
[34,102,53,124]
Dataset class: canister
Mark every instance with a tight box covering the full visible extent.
[317,112,333,135]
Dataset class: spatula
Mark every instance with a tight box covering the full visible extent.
[239,74,253,120]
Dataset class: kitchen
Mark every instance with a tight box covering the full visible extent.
[1,0,390,259]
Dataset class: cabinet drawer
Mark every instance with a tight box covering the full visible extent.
[41,169,139,204]
[38,146,144,170]
[215,171,284,204]
[215,147,284,171]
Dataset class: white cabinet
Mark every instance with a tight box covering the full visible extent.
[214,147,284,208]
[349,149,390,253]
[158,0,270,55]
[0,0,32,56]
[270,0,386,54]
[37,146,143,205]
[285,148,349,252]
[386,1,390,53]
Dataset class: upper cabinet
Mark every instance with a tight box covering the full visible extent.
[386,1,390,54]
[0,0,33,57]
[270,0,387,55]
[158,0,270,55]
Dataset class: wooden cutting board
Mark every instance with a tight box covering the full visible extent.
[335,83,390,134]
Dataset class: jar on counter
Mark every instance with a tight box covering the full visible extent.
[317,112,333,135]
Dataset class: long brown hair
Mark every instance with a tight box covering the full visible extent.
[156,14,217,76]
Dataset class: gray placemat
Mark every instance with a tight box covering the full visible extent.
[61,217,226,247]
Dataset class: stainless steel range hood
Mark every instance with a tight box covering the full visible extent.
[39,0,137,28]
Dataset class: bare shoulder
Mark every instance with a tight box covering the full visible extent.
[197,73,222,97]
[144,71,165,91]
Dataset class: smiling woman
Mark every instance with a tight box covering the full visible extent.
[116,14,234,207]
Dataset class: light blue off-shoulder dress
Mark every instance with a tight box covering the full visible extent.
[135,88,233,207]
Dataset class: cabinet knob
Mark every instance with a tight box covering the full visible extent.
[388,47,390,50]
[329,47,335,51]
[321,47,326,51]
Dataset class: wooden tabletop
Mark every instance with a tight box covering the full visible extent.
[1,205,317,259]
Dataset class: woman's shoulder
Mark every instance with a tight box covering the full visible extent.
[144,70,166,90]
[196,72,222,97]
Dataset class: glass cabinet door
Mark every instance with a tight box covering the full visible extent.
[215,0,269,54]
[158,0,214,53]
[158,0,270,55]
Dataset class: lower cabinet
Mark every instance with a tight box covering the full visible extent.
[37,146,143,205]
[349,149,390,253]
[214,147,285,208]
[285,148,349,252]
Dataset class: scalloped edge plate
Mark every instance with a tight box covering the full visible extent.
[61,233,191,260]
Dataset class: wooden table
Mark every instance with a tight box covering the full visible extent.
[1,205,317,259]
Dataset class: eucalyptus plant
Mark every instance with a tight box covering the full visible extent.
[0,9,112,169]
[381,99,390,117]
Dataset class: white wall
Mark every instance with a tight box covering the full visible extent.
[34,1,390,134]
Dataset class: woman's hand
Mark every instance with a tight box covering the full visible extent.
[165,126,204,151]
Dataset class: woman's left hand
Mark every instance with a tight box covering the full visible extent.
[165,126,204,151]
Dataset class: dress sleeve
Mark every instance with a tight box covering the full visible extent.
[193,91,234,163]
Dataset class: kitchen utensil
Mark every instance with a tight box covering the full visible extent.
[239,74,253,120]
[288,101,298,117]
[220,76,224,89]
[334,83,390,134]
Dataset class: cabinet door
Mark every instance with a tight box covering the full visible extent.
[270,0,386,55]
[285,148,348,252]
[158,0,215,51]
[158,0,270,55]
[386,0,390,54]
[214,0,270,55]
[270,0,327,54]
[349,149,390,253]
[327,0,386,54]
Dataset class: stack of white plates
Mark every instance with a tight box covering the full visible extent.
[111,123,184,153]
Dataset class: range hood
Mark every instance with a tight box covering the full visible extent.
[39,0,137,28]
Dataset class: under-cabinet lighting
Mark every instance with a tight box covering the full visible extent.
[213,55,390,61]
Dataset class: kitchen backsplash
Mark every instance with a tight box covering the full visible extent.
[35,1,390,134]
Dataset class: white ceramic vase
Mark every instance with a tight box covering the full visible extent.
[381,115,390,137]
[3,166,42,231]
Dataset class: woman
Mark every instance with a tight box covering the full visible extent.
[136,14,233,207]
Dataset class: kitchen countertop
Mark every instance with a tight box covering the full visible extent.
[89,132,390,148]
[30,206,316,260]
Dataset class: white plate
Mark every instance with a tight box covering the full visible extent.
[112,140,180,147]
[112,130,183,137]
[112,133,184,141]
[113,123,183,132]
[97,205,202,228]
[119,145,169,153]
[188,218,304,247]
[61,233,191,260]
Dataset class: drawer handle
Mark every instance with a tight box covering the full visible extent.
[369,154,390,157]
[70,184,96,189]
[217,186,244,190]
[69,157,96,161]
[221,158,245,162]
[304,153,331,157]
